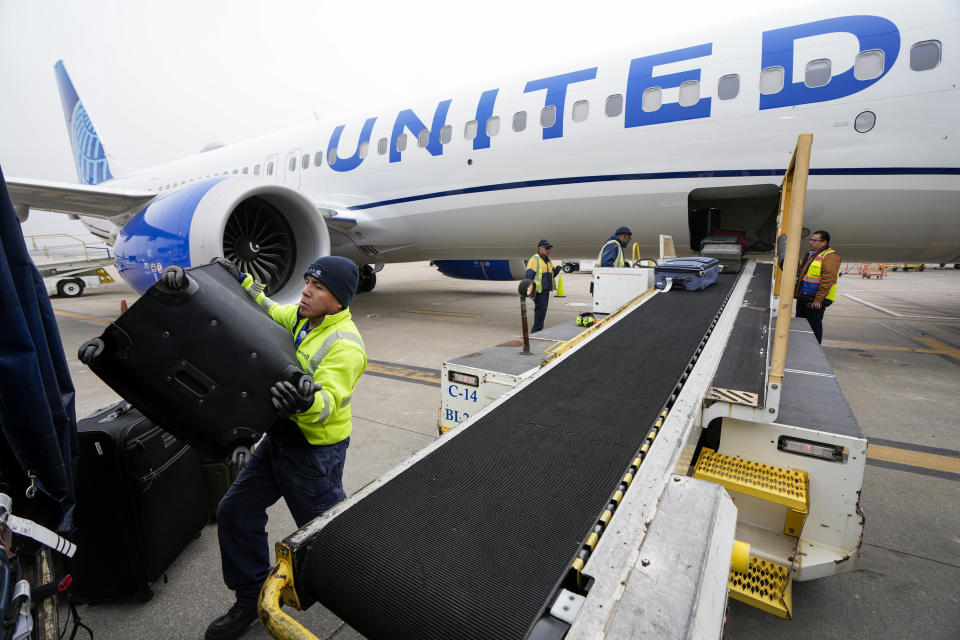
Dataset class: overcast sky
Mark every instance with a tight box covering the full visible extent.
[0,0,813,237]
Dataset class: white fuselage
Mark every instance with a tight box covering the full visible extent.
[102,1,960,264]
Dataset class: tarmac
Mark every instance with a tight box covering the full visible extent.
[48,262,960,639]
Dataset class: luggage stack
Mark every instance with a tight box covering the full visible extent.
[700,235,743,273]
[70,402,208,602]
[655,257,721,291]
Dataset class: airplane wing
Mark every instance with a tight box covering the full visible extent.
[7,177,155,221]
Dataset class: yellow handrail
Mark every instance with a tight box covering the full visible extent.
[769,134,813,386]
[258,549,319,640]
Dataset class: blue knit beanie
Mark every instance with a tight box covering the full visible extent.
[303,256,359,308]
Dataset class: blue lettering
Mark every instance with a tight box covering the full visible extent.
[760,15,900,110]
[448,384,459,398]
[472,89,499,150]
[445,408,456,421]
[390,99,453,163]
[625,44,712,128]
[327,117,377,172]
[524,68,597,139]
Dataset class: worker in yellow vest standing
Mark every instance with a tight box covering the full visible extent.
[795,230,841,344]
[525,239,562,333]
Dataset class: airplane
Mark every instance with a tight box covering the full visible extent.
[6,0,958,302]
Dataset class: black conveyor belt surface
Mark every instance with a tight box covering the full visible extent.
[300,275,737,639]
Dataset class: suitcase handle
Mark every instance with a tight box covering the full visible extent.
[169,360,217,400]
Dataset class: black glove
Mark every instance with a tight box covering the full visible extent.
[270,377,320,415]
[78,338,104,365]
[552,265,563,276]
[211,256,242,281]
[161,265,186,290]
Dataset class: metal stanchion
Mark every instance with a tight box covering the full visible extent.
[518,279,536,355]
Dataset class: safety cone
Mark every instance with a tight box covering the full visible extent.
[555,272,566,297]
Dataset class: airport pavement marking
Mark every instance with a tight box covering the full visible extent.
[399,309,481,318]
[364,359,440,387]
[841,294,958,320]
[866,438,960,481]
[822,339,960,361]
[52,309,112,326]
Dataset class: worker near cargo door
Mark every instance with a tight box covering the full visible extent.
[795,230,840,344]
[525,239,563,333]
[193,256,367,640]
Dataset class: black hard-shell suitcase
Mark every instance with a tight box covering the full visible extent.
[70,401,208,601]
[84,263,306,458]
[197,451,245,521]
[654,257,721,291]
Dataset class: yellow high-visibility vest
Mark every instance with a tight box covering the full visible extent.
[799,248,839,301]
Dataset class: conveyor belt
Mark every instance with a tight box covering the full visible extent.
[708,263,772,407]
[299,274,738,639]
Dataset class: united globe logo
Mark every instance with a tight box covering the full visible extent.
[71,102,113,185]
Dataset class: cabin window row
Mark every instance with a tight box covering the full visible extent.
[153,40,942,190]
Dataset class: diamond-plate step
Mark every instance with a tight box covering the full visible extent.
[728,556,793,619]
[693,448,810,537]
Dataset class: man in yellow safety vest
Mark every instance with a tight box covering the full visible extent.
[795,230,841,343]
[525,239,562,333]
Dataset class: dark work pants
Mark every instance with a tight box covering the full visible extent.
[795,298,832,344]
[531,290,550,333]
[216,432,349,608]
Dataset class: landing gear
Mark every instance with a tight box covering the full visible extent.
[358,264,377,293]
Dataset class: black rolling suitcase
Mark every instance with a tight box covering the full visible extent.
[69,402,208,602]
[82,263,307,458]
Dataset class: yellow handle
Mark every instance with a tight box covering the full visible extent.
[631,241,641,265]
[731,539,751,574]
[258,559,319,640]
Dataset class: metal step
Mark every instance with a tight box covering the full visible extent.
[728,555,793,619]
[693,447,809,537]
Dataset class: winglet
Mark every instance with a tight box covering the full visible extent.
[54,60,113,185]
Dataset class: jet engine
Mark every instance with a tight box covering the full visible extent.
[430,259,528,281]
[113,177,329,302]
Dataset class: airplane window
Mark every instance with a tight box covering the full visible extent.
[289,157,296,172]
[418,129,430,148]
[855,50,884,81]
[718,75,739,100]
[486,116,500,137]
[513,111,527,132]
[464,120,478,140]
[378,138,388,155]
[854,110,876,133]
[314,151,323,167]
[805,59,831,88]
[540,106,556,128]
[441,125,452,144]
[572,100,589,122]
[328,148,337,165]
[641,87,662,112]
[910,40,941,71]
[242,167,248,174]
[605,94,623,117]
[759,66,784,95]
[266,162,274,176]
[359,140,369,159]
[254,164,261,175]
[678,81,700,107]
[301,153,310,170]
[396,134,407,152]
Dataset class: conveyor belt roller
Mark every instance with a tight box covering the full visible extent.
[297,275,738,639]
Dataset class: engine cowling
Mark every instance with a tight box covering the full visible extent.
[114,177,329,302]
[430,259,528,281]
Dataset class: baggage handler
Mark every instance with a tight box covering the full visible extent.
[795,230,840,344]
[195,256,367,640]
[597,226,633,267]
[525,239,563,333]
